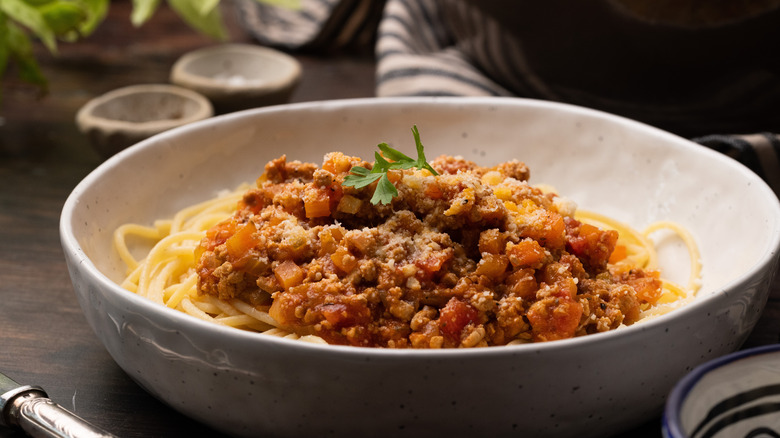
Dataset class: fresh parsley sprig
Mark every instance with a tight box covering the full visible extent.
[342,125,439,205]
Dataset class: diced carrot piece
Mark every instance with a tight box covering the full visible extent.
[225,221,257,260]
[505,268,538,299]
[319,228,342,255]
[345,232,372,255]
[527,295,583,342]
[304,188,331,218]
[424,182,443,199]
[331,247,358,273]
[273,260,304,290]
[478,229,503,255]
[322,152,356,174]
[475,254,509,277]
[506,239,547,268]
[444,187,475,216]
[609,244,628,264]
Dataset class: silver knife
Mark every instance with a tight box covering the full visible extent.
[0,372,116,437]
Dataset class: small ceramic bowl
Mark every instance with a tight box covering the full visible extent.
[75,84,213,158]
[170,44,302,113]
[664,344,780,438]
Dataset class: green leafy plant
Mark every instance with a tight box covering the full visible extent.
[343,125,439,205]
[0,0,298,96]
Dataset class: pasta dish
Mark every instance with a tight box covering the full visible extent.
[115,128,700,348]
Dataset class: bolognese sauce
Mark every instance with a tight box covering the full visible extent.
[194,151,662,348]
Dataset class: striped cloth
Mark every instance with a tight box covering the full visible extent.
[237,0,780,195]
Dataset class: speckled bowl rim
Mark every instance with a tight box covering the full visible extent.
[662,343,780,438]
[75,84,214,134]
[61,96,780,360]
[170,43,302,94]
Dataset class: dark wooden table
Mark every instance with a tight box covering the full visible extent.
[0,2,777,437]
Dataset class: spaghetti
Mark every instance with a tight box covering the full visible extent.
[115,187,328,344]
[115,151,701,348]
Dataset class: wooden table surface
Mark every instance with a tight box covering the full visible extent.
[1,2,778,437]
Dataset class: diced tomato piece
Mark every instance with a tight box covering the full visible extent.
[318,302,371,329]
[203,218,238,249]
[414,249,454,281]
[237,190,266,215]
[565,218,618,271]
[439,297,479,341]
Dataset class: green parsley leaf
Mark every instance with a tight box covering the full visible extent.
[343,166,382,188]
[342,125,439,205]
[371,174,397,205]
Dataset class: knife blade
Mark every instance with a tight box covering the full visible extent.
[0,371,116,438]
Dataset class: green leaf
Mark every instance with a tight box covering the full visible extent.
[6,21,48,90]
[167,0,226,40]
[411,125,438,175]
[373,151,393,173]
[131,0,160,26]
[343,172,382,189]
[77,0,108,36]
[194,0,220,16]
[342,126,439,205]
[0,16,10,101]
[347,166,371,177]
[1,0,57,52]
[21,0,55,6]
[377,142,412,163]
[371,174,397,205]
[39,2,86,38]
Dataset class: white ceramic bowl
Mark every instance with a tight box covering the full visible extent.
[170,43,302,114]
[60,97,780,438]
[75,84,213,157]
[664,344,780,438]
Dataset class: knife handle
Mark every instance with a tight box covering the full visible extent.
[4,387,115,438]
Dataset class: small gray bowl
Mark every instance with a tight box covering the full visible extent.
[75,84,213,158]
[170,43,302,114]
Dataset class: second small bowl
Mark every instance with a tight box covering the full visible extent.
[170,44,302,113]
[75,84,213,158]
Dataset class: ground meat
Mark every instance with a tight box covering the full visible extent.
[195,152,662,348]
